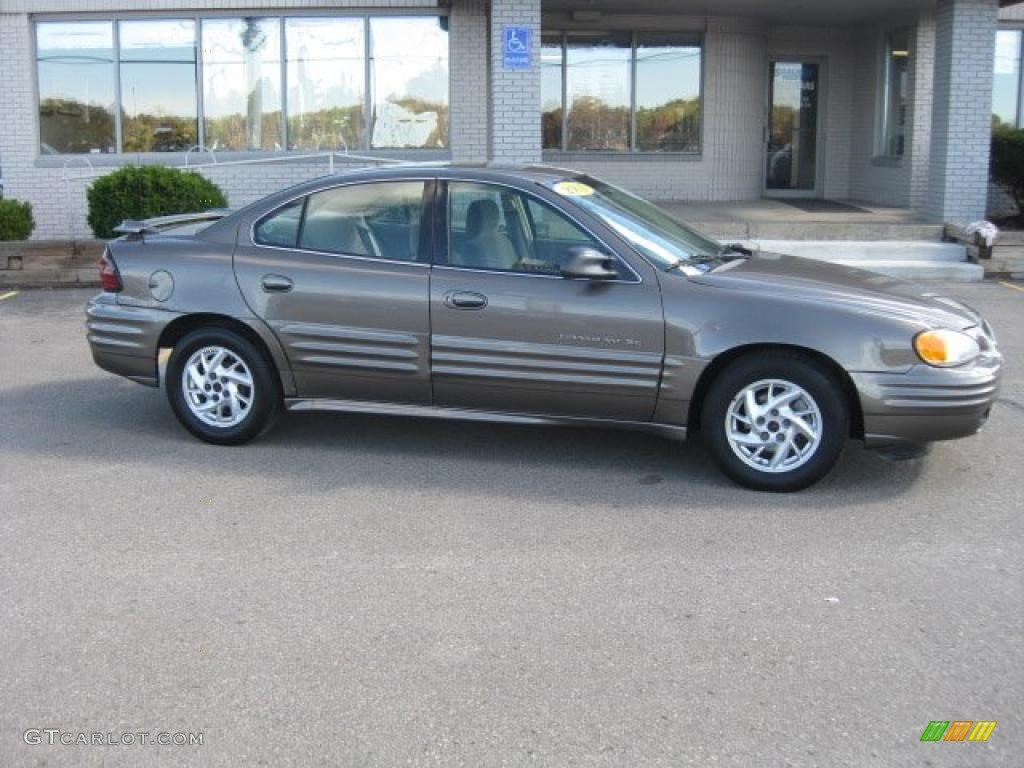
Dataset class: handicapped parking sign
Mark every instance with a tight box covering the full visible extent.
[503,26,532,69]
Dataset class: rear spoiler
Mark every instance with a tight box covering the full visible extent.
[113,209,232,239]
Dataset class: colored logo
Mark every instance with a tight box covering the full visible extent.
[920,721,997,742]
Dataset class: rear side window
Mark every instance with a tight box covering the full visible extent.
[254,198,304,248]
[299,181,427,262]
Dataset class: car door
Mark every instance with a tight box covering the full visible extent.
[234,178,434,403]
[430,180,665,422]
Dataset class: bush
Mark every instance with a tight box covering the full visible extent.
[0,199,35,241]
[990,126,1024,218]
[86,165,228,239]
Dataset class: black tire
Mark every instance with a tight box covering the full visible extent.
[700,352,849,492]
[166,327,280,445]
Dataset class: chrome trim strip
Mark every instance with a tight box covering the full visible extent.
[284,397,687,440]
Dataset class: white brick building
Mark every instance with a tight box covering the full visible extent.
[0,0,1017,238]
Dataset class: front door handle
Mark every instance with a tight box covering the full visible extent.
[261,274,293,293]
[444,290,487,310]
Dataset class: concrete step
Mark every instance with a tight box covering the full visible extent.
[827,259,984,282]
[749,239,968,262]
[699,221,945,242]
[733,239,982,282]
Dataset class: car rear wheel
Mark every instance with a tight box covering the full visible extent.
[166,328,280,445]
[701,352,849,492]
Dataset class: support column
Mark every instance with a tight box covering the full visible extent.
[449,0,489,162]
[489,0,542,163]
[926,0,999,223]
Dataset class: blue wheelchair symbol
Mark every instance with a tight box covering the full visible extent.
[503,26,532,69]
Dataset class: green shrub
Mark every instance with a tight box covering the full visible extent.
[0,199,35,241]
[86,165,228,239]
[991,126,1024,217]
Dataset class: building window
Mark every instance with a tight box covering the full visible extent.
[36,21,116,154]
[202,18,283,151]
[34,15,448,155]
[285,18,366,151]
[880,29,910,157]
[119,20,198,152]
[993,29,1023,129]
[370,18,449,149]
[541,30,702,154]
[540,34,563,150]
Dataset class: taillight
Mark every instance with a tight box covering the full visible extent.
[99,248,122,292]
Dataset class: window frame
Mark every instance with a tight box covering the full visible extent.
[541,29,704,157]
[250,177,436,266]
[32,9,451,161]
[435,179,642,283]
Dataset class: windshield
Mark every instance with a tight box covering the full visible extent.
[549,177,722,268]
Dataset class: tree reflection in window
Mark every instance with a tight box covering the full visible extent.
[36,21,116,154]
[119,19,197,152]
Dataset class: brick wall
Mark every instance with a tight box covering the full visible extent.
[927,0,999,223]
[450,0,489,163]
[0,0,1005,236]
[0,2,463,239]
[489,0,541,163]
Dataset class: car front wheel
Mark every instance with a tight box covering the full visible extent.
[166,328,280,445]
[701,352,849,492]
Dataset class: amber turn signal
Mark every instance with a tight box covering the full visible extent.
[913,329,979,367]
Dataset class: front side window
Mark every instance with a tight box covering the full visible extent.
[36,21,116,154]
[542,31,702,153]
[299,181,427,261]
[203,18,283,151]
[993,29,1023,130]
[446,182,614,276]
[370,18,449,149]
[119,19,198,152]
[881,29,910,157]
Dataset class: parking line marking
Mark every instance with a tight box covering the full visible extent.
[0,290,19,301]
[999,281,1024,293]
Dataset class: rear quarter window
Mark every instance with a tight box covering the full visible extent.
[254,198,304,248]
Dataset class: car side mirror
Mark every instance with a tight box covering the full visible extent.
[560,246,618,280]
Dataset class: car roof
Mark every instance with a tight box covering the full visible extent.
[303,161,579,187]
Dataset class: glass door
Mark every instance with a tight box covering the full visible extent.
[765,60,822,195]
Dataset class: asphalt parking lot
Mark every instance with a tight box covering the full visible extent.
[0,282,1021,767]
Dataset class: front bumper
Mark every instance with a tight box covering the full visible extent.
[851,353,1002,448]
[86,294,179,387]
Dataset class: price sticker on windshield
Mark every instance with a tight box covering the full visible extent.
[553,181,595,197]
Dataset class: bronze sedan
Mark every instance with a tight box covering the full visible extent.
[86,165,1001,491]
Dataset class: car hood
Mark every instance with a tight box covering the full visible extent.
[689,253,980,330]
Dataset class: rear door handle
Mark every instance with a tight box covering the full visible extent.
[444,290,487,310]
[261,274,293,293]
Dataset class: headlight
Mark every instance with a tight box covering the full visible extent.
[913,329,980,367]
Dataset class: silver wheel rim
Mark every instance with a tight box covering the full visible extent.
[725,378,823,474]
[181,346,254,428]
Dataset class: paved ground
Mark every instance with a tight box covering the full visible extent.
[0,283,1021,767]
